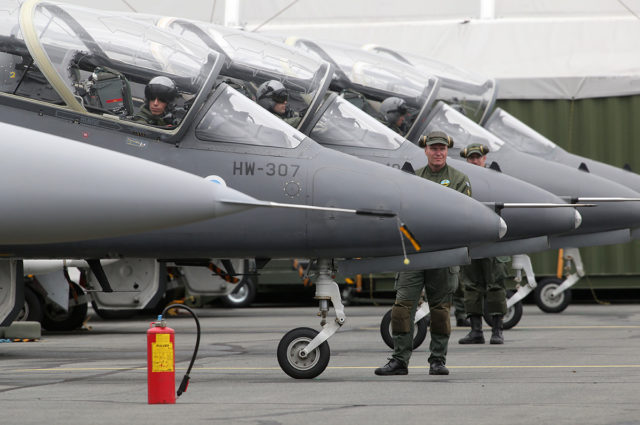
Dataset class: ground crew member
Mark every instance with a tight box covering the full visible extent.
[375,130,471,376]
[133,76,178,127]
[379,96,409,135]
[458,143,509,345]
[256,80,302,127]
[454,284,470,327]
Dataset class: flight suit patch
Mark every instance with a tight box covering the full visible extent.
[440,179,450,187]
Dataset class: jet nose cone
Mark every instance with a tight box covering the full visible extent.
[309,150,504,258]
[499,217,508,239]
[452,159,580,240]
[396,176,505,252]
[1,124,261,244]
[572,177,640,234]
[574,210,583,229]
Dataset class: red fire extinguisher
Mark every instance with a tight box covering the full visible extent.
[147,316,176,404]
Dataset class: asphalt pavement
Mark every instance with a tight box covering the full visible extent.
[1,303,639,424]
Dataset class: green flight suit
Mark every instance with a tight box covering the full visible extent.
[132,105,171,127]
[379,118,406,136]
[419,163,471,321]
[460,256,510,316]
[279,107,302,128]
[391,163,471,366]
[283,114,301,128]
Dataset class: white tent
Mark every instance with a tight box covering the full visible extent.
[59,0,640,99]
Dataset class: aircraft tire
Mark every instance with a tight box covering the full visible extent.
[277,327,330,379]
[220,277,256,308]
[91,303,137,320]
[41,283,88,331]
[380,308,429,350]
[534,277,572,313]
[15,285,44,323]
[483,290,522,330]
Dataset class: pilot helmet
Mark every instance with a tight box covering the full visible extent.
[257,80,288,112]
[145,76,178,105]
[380,97,408,125]
[418,131,454,148]
[460,143,489,158]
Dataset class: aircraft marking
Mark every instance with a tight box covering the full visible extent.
[233,161,300,177]
[126,137,147,148]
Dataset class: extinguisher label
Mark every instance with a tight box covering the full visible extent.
[152,334,174,372]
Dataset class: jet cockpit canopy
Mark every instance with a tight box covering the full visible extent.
[484,107,558,156]
[423,102,506,157]
[363,45,497,125]
[285,38,440,141]
[0,0,223,139]
[155,18,332,133]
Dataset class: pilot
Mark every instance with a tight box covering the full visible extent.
[379,97,409,135]
[375,130,471,377]
[458,143,509,345]
[256,80,301,127]
[133,76,178,127]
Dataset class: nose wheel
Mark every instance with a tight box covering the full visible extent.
[277,327,330,379]
[534,277,572,313]
[276,259,344,379]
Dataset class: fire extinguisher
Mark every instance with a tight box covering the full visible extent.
[147,304,201,404]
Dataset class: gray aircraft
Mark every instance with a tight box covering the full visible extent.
[0,121,267,245]
[156,21,582,255]
[361,44,640,313]
[484,107,640,311]
[424,102,640,309]
[282,38,640,317]
[152,19,591,332]
[0,120,293,327]
[0,0,508,378]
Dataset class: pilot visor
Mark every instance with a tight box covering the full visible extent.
[394,104,408,115]
[147,85,174,103]
[271,89,288,103]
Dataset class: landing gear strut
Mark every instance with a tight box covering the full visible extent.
[533,248,581,313]
[277,259,344,379]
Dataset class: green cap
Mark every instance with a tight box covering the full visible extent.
[418,131,453,148]
[460,143,489,158]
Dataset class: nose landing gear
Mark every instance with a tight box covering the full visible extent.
[277,259,344,379]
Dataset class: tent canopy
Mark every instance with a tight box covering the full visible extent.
[58,0,640,99]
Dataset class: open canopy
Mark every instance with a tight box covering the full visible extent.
[0,0,309,148]
[362,45,497,125]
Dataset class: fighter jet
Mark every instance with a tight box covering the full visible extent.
[0,122,269,245]
[484,107,640,311]
[423,102,640,310]
[280,38,640,318]
[0,120,297,328]
[157,20,583,256]
[360,44,640,314]
[0,0,506,378]
[152,19,590,333]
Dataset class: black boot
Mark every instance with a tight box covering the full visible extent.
[456,317,470,327]
[429,359,449,375]
[458,315,485,344]
[375,358,408,376]
[490,315,504,345]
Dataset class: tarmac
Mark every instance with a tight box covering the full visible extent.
[1,303,640,425]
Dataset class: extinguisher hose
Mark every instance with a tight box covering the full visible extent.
[160,304,201,398]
